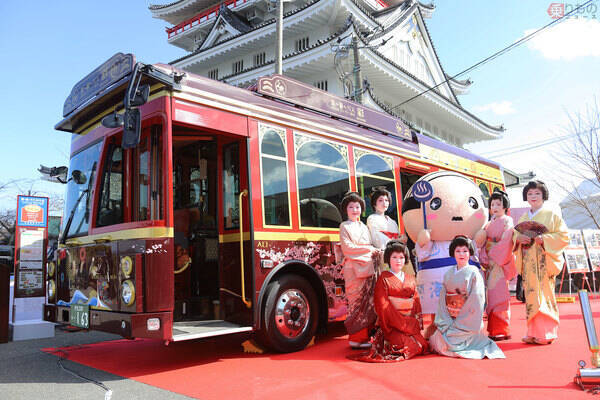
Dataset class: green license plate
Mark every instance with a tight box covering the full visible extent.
[70,304,90,329]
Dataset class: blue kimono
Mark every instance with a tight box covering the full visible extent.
[429,265,505,359]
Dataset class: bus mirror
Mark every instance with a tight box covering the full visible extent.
[101,112,124,129]
[130,84,150,107]
[71,170,87,185]
[122,108,141,149]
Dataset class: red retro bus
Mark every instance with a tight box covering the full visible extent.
[44,53,506,352]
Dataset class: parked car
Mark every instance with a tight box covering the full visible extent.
[0,245,14,269]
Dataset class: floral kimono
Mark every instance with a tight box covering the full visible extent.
[479,214,516,337]
[339,220,377,342]
[513,208,568,342]
[429,265,505,359]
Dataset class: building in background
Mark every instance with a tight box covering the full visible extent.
[560,179,600,229]
[149,0,505,147]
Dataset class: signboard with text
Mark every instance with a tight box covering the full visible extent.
[564,229,591,273]
[14,196,48,298]
[583,229,600,272]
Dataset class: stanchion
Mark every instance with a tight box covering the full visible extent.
[557,262,576,303]
[0,263,9,343]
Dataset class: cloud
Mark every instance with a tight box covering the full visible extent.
[473,101,516,115]
[525,18,600,60]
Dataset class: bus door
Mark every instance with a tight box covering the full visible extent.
[171,133,252,339]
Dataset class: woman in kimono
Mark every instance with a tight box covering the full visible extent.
[339,192,380,349]
[514,181,568,345]
[366,187,414,276]
[478,190,516,340]
[429,236,505,359]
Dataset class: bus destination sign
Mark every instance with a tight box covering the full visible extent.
[257,75,412,141]
[63,52,135,117]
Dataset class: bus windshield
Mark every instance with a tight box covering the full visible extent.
[61,141,102,238]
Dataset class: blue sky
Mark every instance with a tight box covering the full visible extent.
[0,0,598,211]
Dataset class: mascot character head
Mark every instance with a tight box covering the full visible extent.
[401,171,488,242]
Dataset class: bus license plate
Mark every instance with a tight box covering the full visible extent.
[70,304,90,329]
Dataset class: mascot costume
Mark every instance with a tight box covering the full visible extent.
[401,171,488,323]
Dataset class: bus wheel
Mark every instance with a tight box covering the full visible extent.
[259,274,319,353]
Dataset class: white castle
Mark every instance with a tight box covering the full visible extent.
[149,0,504,146]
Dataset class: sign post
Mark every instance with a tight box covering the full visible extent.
[10,195,55,340]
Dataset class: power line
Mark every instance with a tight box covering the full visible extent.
[483,134,577,159]
[389,0,594,111]
[481,133,576,156]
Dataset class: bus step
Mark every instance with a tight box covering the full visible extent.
[171,320,253,342]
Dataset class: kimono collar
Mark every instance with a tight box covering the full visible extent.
[391,269,405,282]
[528,207,544,219]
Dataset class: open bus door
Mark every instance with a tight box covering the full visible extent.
[170,129,253,341]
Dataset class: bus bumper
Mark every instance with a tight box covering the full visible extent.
[44,304,173,341]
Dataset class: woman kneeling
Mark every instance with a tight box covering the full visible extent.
[429,236,505,359]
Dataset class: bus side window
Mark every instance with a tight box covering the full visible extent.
[96,144,124,227]
[355,152,398,223]
[296,137,347,228]
[478,181,490,204]
[260,127,290,227]
[135,134,150,221]
[223,142,240,229]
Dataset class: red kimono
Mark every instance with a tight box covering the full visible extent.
[351,271,428,362]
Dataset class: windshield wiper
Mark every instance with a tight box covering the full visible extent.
[60,162,96,244]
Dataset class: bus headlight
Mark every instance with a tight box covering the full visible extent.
[120,256,133,278]
[121,280,135,306]
[47,261,56,277]
[47,280,56,301]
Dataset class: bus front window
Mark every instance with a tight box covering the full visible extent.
[61,141,102,238]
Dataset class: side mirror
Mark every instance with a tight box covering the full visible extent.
[71,170,87,185]
[101,112,124,129]
[130,84,150,107]
[122,108,141,149]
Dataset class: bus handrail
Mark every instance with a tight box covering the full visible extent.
[239,189,252,309]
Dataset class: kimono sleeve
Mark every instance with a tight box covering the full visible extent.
[452,271,485,334]
[542,212,569,276]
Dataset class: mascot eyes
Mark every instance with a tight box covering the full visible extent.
[430,197,442,210]
[468,197,479,209]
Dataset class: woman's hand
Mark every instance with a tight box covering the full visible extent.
[516,234,532,245]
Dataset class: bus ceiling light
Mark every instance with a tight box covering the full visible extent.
[47,261,56,278]
[47,280,56,301]
[147,318,160,331]
[120,256,133,278]
[121,280,135,306]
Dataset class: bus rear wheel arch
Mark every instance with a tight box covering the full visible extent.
[257,274,320,353]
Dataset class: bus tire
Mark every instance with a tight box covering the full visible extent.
[258,274,319,353]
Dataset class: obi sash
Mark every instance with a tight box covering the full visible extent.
[418,257,480,271]
[388,296,414,316]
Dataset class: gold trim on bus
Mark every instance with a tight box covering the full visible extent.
[253,231,340,242]
[64,227,174,246]
[219,232,251,243]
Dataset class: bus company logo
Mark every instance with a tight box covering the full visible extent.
[547,2,598,19]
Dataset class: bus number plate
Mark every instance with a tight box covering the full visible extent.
[70,304,90,329]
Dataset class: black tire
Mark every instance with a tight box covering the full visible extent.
[257,274,319,353]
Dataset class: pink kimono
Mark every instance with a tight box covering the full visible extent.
[479,215,516,337]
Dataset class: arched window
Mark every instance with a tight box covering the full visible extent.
[478,181,491,204]
[260,126,290,226]
[296,136,348,228]
[355,151,398,223]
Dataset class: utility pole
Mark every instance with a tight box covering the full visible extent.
[352,35,362,104]
[274,0,284,75]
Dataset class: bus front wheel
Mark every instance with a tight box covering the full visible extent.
[258,274,319,353]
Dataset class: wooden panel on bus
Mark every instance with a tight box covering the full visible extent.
[172,99,248,137]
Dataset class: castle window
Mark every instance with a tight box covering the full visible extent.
[232,59,244,74]
[295,37,309,52]
[253,52,266,67]
[314,80,328,91]
[208,68,219,80]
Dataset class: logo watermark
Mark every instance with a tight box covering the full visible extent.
[547,2,598,19]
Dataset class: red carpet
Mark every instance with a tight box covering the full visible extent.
[43,298,599,400]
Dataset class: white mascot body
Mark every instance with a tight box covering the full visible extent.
[401,171,487,315]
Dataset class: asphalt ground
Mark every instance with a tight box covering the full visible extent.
[0,327,194,400]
